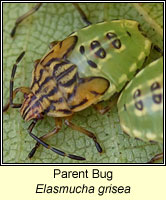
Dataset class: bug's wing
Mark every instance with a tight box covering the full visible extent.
[68,77,110,112]
[30,61,73,118]
[39,36,78,66]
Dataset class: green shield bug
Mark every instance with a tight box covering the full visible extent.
[3,3,163,163]
[117,57,163,162]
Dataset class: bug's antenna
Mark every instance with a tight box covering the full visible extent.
[10,51,25,107]
[11,3,42,37]
[28,121,86,161]
[72,3,92,26]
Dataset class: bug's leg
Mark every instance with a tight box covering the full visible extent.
[28,120,85,160]
[64,117,102,153]
[93,93,119,115]
[3,87,31,112]
[147,153,163,164]
[10,52,27,108]
[28,118,62,158]
[11,3,42,37]
[3,51,31,112]
[72,3,92,25]
[93,103,110,115]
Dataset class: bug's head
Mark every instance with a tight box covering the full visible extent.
[20,93,44,121]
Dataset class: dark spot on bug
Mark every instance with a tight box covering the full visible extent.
[87,60,98,68]
[106,32,117,40]
[133,89,141,99]
[126,31,131,37]
[135,101,143,111]
[152,94,162,104]
[79,45,85,54]
[151,81,160,91]
[90,40,107,59]
[90,40,100,49]
[95,48,106,59]
[111,39,121,49]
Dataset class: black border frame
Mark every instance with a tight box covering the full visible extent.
[1,1,165,166]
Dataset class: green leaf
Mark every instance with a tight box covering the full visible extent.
[3,3,163,163]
